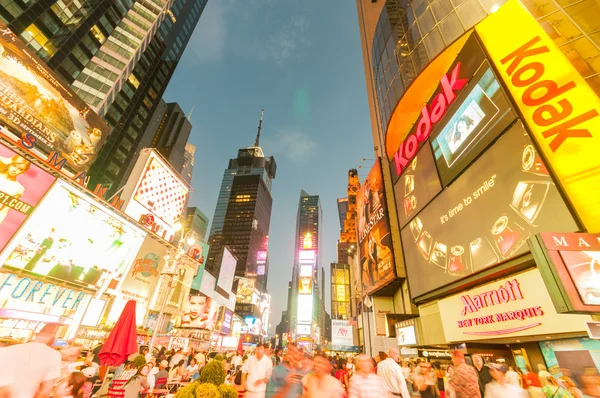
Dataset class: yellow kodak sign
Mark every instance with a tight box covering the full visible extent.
[476,0,600,232]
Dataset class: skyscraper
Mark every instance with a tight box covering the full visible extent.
[290,190,324,344]
[181,143,196,186]
[206,111,276,293]
[184,207,209,242]
[0,0,208,193]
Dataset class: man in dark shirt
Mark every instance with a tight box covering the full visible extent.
[472,355,492,396]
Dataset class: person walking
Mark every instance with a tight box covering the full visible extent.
[265,343,302,398]
[377,348,411,398]
[449,350,481,398]
[484,363,527,398]
[0,323,62,398]
[538,365,552,388]
[301,354,345,398]
[413,362,438,398]
[348,354,392,398]
[541,376,573,398]
[505,366,522,388]
[334,359,350,393]
[242,344,273,398]
[472,355,492,397]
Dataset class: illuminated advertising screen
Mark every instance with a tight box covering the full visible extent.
[299,265,312,277]
[357,160,396,295]
[402,123,577,298]
[216,247,236,296]
[179,293,218,330]
[0,180,146,288]
[235,277,256,304]
[0,23,110,172]
[297,294,313,324]
[394,144,441,228]
[221,308,233,334]
[396,325,417,345]
[242,316,262,334]
[332,320,353,346]
[189,242,209,291]
[538,338,600,379]
[299,250,316,263]
[109,235,167,324]
[298,277,313,295]
[121,149,189,241]
[431,63,514,186]
[530,232,600,314]
[0,143,56,252]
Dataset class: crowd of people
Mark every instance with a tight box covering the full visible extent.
[1,325,598,398]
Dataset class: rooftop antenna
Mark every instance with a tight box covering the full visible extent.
[187,105,195,121]
[254,108,264,147]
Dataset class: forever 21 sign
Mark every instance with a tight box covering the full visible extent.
[393,62,468,176]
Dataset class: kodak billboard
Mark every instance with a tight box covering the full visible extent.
[475,0,600,233]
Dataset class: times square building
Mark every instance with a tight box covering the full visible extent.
[355,0,600,381]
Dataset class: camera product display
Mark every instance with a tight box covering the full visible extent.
[404,195,417,217]
[491,215,530,258]
[510,181,550,225]
[521,145,549,176]
[417,231,433,260]
[404,174,415,197]
[448,245,470,276]
[469,237,499,272]
[409,217,423,241]
[430,242,448,269]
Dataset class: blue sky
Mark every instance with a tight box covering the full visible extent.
[164,0,373,334]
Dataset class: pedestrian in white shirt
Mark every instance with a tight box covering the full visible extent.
[484,363,527,398]
[505,366,522,388]
[0,323,62,398]
[241,344,273,398]
[169,348,185,368]
[377,348,411,398]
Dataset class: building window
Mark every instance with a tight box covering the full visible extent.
[128,72,140,89]
[90,25,106,44]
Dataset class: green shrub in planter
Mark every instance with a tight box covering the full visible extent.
[218,384,238,398]
[195,383,220,398]
[174,381,199,398]
[199,360,226,386]
[131,355,147,368]
[214,354,225,362]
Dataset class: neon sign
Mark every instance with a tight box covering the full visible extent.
[0,273,87,310]
[393,62,468,175]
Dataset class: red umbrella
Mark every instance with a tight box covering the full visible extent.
[99,300,138,366]
[237,334,245,355]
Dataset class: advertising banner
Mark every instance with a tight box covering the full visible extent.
[109,235,168,324]
[0,142,56,252]
[0,180,146,288]
[0,23,110,172]
[529,232,600,314]
[297,294,313,324]
[215,247,236,303]
[179,293,218,330]
[356,160,395,295]
[437,269,590,342]
[396,324,417,346]
[402,123,577,298]
[538,338,600,384]
[120,149,189,241]
[476,0,600,233]
[189,242,209,292]
[332,320,353,346]
[152,261,195,313]
[235,277,256,304]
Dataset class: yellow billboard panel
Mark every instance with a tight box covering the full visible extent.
[476,0,600,232]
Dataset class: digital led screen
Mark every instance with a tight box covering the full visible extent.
[0,143,56,252]
[0,180,146,288]
[299,265,312,277]
[296,324,310,335]
[179,294,218,330]
[299,250,316,263]
[431,63,515,187]
[297,294,313,324]
[357,160,396,295]
[402,123,577,298]
[0,22,110,172]
[396,325,417,345]
[298,277,313,295]
[217,247,236,295]
[235,277,256,304]
[394,144,441,228]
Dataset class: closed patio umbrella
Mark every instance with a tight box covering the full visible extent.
[99,300,138,367]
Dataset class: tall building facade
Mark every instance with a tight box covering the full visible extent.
[206,113,276,293]
[0,0,208,193]
[181,143,196,186]
[184,207,209,242]
[356,0,600,362]
[290,190,325,345]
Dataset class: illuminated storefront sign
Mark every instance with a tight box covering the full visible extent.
[0,22,110,173]
[0,273,87,310]
[120,149,189,241]
[0,180,146,289]
[393,63,468,176]
[437,269,590,342]
[475,0,600,232]
[331,320,353,346]
[530,232,600,314]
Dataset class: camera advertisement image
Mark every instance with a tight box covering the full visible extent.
[402,123,577,298]
[394,143,442,228]
[431,64,515,187]
[357,161,396,295]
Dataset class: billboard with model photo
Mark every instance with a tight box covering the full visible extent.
[402,123,577,298]
[0,180,146,288]
[0,23,110,172]
[0,142,56,252]
[179,293,219,330]
[357,160,395,294]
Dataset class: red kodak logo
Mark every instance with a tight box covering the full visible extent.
[393,62,468,175]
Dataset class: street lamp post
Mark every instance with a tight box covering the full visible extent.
[148,222,196,353]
